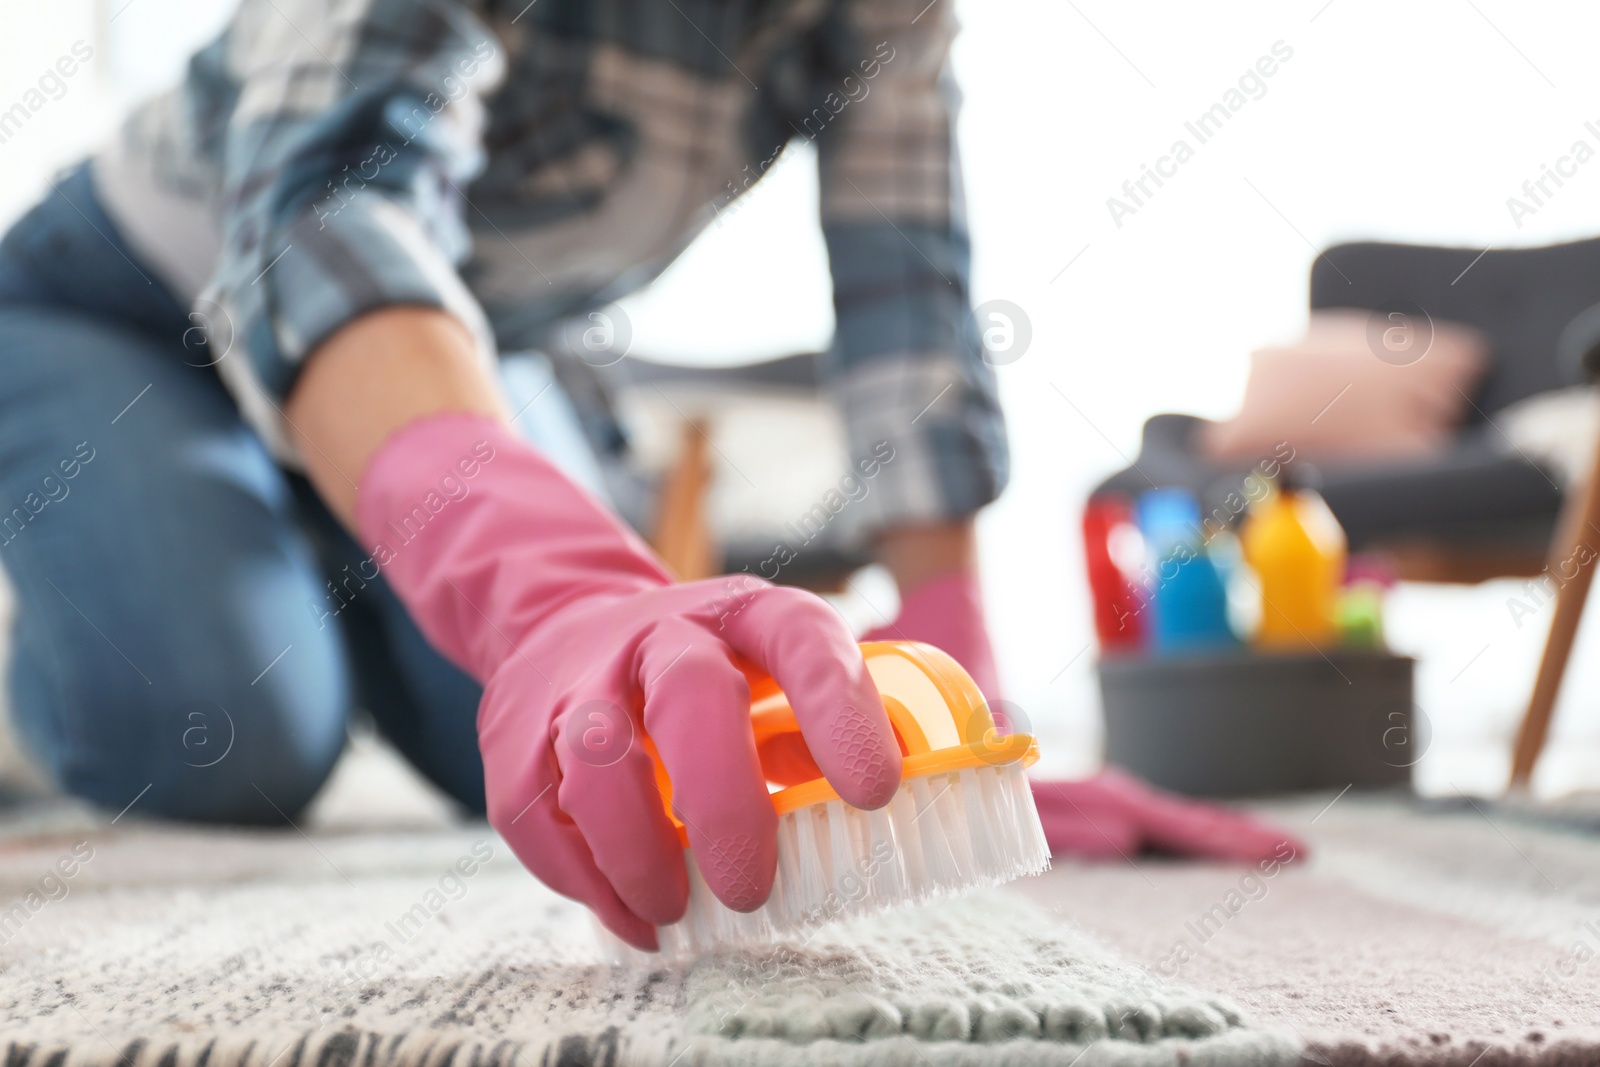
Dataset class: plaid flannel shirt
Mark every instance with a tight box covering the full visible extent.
[90,0,1007,531]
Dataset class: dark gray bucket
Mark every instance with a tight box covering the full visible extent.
[1099,649,1419,797]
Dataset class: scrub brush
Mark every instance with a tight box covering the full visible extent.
[611,640,1050,958]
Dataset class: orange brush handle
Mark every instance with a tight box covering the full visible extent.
[647,641,1040,844]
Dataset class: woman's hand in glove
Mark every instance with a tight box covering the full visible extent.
[356,413,902,950]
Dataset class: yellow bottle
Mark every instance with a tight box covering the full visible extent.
[1240,480,1347,649]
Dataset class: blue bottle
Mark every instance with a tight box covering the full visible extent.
[1135,488,1237,653]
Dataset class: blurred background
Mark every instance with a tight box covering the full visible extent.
[7,0,1600,798]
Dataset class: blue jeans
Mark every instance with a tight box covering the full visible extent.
[0,167,487,822]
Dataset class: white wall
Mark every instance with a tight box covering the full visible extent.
[0,1,236,219]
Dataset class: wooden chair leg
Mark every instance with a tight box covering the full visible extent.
[649,419,720,582]
[1508,424,1600,788]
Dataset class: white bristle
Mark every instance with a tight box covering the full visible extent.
[935,772,976,885]
[885,786,924,888]
[789,804,830,912]
[911,775,959,893]
[960,768,999,878]
[866,804,905,901]
[827,799,855,910]
[595,761,1050,962]
[1009,767,1053,873]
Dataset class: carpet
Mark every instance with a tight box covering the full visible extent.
[1016,792,1600,1067]
[0,812,1297,1067]
[0,750,1597,1067]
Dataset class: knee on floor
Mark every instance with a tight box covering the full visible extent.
[12,640,351,826]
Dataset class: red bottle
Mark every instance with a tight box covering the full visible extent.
[1082,494,1146,651]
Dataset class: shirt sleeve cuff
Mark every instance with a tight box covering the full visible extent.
[829,349,1009,538]
[204,191,497,461]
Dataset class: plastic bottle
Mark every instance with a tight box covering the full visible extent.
[1134,488,1237,653]
[1336,584,1385,648]
[1239,475,1347,649]
[1336,554,1393,649]
[1082,494,1146,651]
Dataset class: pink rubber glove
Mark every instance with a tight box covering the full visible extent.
[862,573,1303,866]
[1030,768,1308,864]
[863,570,1001,701]
[356,413,902,950]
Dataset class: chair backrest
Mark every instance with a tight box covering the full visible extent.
[1309,238,1600,417]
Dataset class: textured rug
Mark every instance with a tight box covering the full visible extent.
[1019,792,1600,1067]
[0,810,1297,1067]
[1,758,1598,1067]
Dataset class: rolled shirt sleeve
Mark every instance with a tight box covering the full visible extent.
[811,0,1009,535]
[201,0,504,459]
